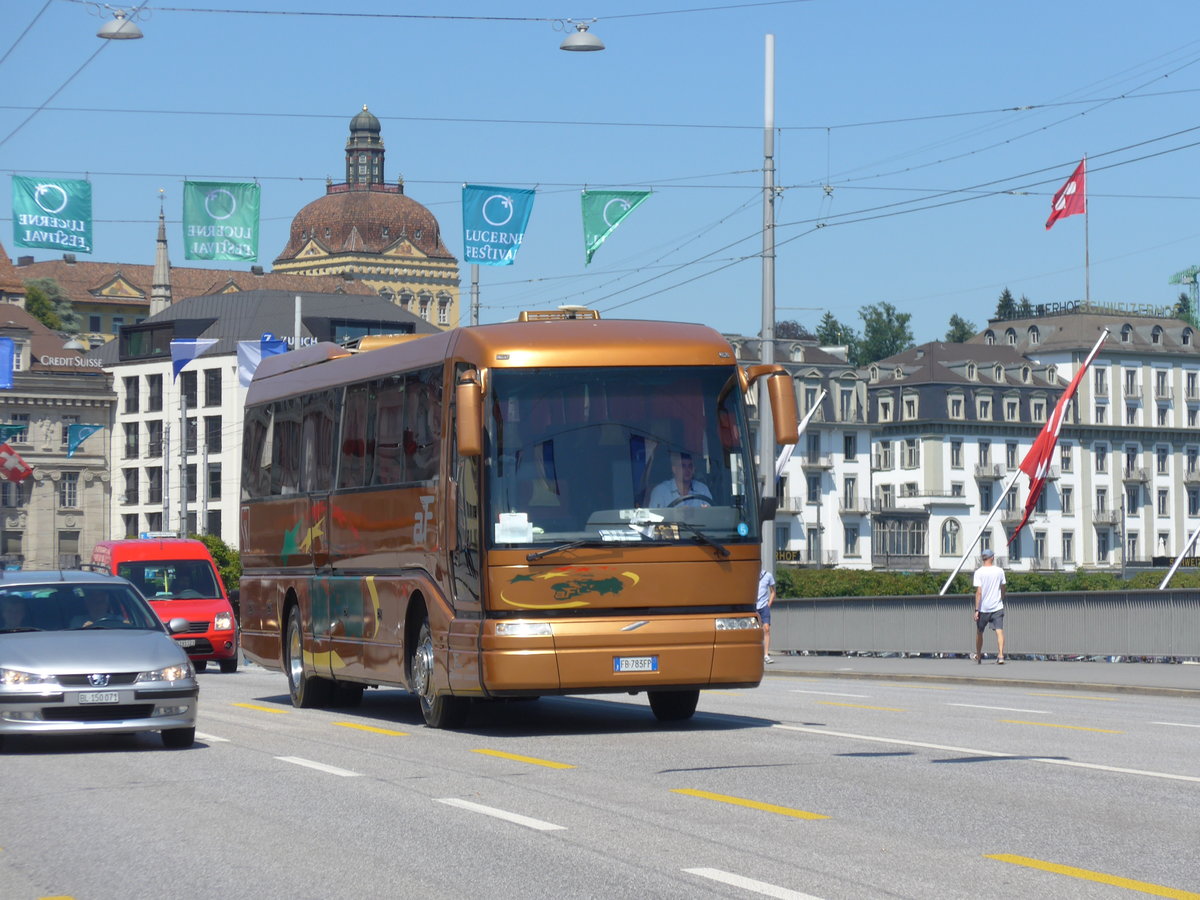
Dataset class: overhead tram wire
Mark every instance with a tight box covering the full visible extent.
[0,0,53,69]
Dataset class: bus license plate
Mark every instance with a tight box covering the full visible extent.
[79,692,120,704]
[614,656,657,673]
[177,639,197,648]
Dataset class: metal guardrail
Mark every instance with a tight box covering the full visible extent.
[771,590,1200,657]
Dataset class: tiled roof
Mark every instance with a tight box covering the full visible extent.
[275,188,454,262]
[973,313,1196,356]
[870,341,1058,388]
[12,258,376,307]
[0,301,91,372]
[0,242,24,295]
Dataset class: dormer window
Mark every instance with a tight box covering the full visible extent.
[1027,326,1040,344]
[966,362,977,381]
[894,367,903,380]
[381,226,390,239]
[984,331,995,345]
[1005,328,1017,345]
[1047,365,1057,383]
[1184,328,1193,347]
[1151,325,1163,345]
[1021,366,1031,383]
[869,365,880,382]
[994,365,1004,382]
[1121,324,1133,342]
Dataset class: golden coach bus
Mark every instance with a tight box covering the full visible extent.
[239,311,797,727]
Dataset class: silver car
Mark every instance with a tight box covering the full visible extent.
[0,570,198,750]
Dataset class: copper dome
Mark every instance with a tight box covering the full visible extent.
[275,189,453,263]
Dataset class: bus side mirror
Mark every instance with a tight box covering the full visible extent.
[456,371,483,457]
[759,496,778,523]
[767,373,799,445]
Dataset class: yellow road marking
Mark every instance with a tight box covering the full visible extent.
[232,702,291,714]
[1027,692,1118,701]
[1002,719,1123,734]
[818,701,906,712]
[472,749,575,769]
[672,788,828,820]
[988,854,1200,898]
[333,722,409,736]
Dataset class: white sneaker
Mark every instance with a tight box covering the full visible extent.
[764,655,774,664]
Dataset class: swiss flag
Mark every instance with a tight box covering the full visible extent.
[1045,158,1086,230]
[0,442,33,483]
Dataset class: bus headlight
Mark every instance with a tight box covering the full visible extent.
[495,621,553,637]
[715,616,760,630]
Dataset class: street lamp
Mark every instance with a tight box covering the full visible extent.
[97,8,144,40]
[560,20,604,51]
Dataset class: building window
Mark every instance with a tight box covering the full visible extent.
[205,416,222,454]
[1096,487,1108,513]
[1032,399,1045,421]
[941,519,960,556]
[1121,324,1133,342]
[1006,442,1018,469]
[59,415,79,449]
[123,468,138,505]
[1061,486,1073,514]
[0,481,25,508]
[1157,407,1168,427]
[875,441,893,469]
[1185,328,1194,347]
[844,434,857,460]
[1060,443,1072,472]
[186,464,197,503]
[185,417,197,455]
[1028,326,1040,344]
[438,301,450,326]
[147,373,163,412]
[1191,408,1199,429]
[123,422,139,460]
[1095,404,1107,424]
[902,438,919,469]
[879,399,893,421]
[208,463,222,501]
[1062,531,1074,563]
[951,482,964,497]
[57,530,80,568]
[1158,489,1169,517]
[1188,447,1199,475]
[1189,488,1200,516]
[58,472,80,508]
[1152,326,1163,345]
[1005,400,1018,420]
[904,397,917,419]
[1094,368,1107,396]
[843,475,857,508]
[1005,328,1017,345]
[1095,446,1108,473]
[206,509,222,539]
[204,369,221,407]
[844,525,859,557]
[1157,446,1169,475]
[181,371,198,408]
[123,376,139,413]
[980,483,993,512]
[979,440,991,466]
[1126,405,1137,426]
[950,440,963,469]
[121,514,137,538]
[978,398,991,419]
[1124,369,1138,396]
[147,467,163,504]
[1034,531,1046,562]
[147,420,163,457]
[950,397,963,418]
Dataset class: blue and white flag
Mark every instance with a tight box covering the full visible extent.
[0,337,13,389]
[170,338,219,380]
[237,333,289,388]
[462,184,535,266]
[66,424,104,458]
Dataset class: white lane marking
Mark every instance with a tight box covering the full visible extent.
[275,756,361,777]
[195,732,230,743]
[772,724,1200,784]
[790,689,869,698]
[948,703,1049,714]
[684,867,824,899]
[436,798,565,831]
[1152,721,1200,728]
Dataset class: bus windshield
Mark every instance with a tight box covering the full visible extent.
[485,366,758,547]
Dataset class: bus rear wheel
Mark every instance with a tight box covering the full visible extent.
[412,619,468,729]
[648,689,699,722]
[285,609,333,708]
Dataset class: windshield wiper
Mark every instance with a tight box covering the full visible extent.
[674,521,730,558]
[526,540,609,562]
[0,626,42,633]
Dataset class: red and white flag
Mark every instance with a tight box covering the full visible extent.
[1045,158,1086,230]
[1009,329,1108,544]
[0,442,33,483]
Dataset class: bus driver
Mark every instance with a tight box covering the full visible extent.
[648,451,712,508]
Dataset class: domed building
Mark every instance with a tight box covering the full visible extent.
[273,106,461,328]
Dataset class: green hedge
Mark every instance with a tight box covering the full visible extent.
[775,566,1200,598]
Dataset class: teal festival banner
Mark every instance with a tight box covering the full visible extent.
[462,184,535,266]
[581,190,650,264]
[11,176,92,253]
[182,181,260,261]
[66,424,104,458]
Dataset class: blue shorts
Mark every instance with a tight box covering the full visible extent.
[976,609,1004,633]
[758,604,771,625]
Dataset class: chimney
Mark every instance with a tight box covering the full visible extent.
[63,253,76,264]
[250,265,264,276]
[17,256,32,266]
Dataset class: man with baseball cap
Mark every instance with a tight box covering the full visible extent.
[972,548,1007,664]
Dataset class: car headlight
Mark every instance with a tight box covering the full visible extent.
[136,662,193,683]
[214,611,234,631]
[715,616,761,630]
[0,667,57,686]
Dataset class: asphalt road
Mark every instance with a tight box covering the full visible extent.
[1,662,1197,900]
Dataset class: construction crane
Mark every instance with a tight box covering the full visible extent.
[1168,265,1200,327]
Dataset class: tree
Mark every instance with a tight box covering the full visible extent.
[944,314,976,343]
[775,319,813,340]
[856,302,914,365]
[1017,294,1034,317]
[814,311,858,362]
[23,277,80,333]
[995,288,1016,320]
[194,533,241,597]
[1174,291,1194,321]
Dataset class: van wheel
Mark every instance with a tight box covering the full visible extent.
[648,689,699,722]
[162,727,195,749]
[285,609,332,708]
[193,660,208,673]
[218,657,238,674]
[412,618,468,729]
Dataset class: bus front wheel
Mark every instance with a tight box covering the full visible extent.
[648,689,699,722]
[285,609,333,708]
[412,619,468,729]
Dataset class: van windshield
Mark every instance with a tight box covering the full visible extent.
[116,560,220,600]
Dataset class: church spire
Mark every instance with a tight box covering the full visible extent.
[150,190,172,316]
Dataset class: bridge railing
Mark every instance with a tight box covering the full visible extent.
[771,590,1200,658]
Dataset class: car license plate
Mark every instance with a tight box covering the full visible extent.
[177,638,197,648]
[79,692,120,704]
[614,656,657,673]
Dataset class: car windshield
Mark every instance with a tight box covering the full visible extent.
[0,583,162,632]
[116,560,220,600]
[484,366,758,548]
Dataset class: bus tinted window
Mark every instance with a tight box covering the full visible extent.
[242,403,273,500]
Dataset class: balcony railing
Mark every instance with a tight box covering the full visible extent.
[800,455,833,469]
[1154,384,1173,401]
[1121,467,1149,484]
[838,498,871,515]
[1000,508,1023,524]
[974,463,1003,480]
[777,496,808,513]
[1093,510,1121,526]
[871,455,892,471]
[1184,468,1200,486]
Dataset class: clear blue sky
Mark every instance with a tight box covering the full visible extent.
[5,0,1200,343]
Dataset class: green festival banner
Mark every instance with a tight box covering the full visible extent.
[581,189,650,264]
[182,181,260,261]
[11,176,93,253]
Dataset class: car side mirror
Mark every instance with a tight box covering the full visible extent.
[167,617,191,635]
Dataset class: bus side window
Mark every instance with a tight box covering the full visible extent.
[406,367,442,482]
[338,384,372,489]
[373,376,407,485]
[271,397,303,496]
[302,390,338,493]
[241,404,274,500]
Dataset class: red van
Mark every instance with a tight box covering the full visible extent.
[90,538,240,673]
